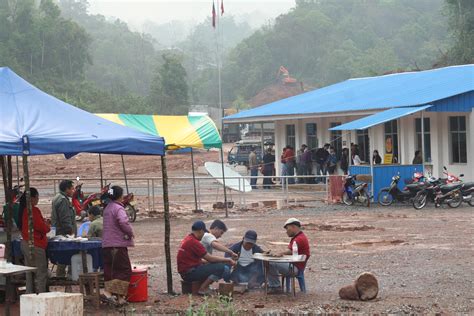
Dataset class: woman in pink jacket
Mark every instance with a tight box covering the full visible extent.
[102,186,134,304]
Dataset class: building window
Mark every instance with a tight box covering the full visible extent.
[286,124,296,149]
[356,129,369,162]
[306,123,318,150]
[449,116,467,163]
[415,118,431,162]
[384,120,399,163]
[330,122,342,158]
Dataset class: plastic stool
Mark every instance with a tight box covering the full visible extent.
[281,267,306,295]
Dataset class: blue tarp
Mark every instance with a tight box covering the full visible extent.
[224,64,474,121]
[0,67,165,156]
[329,105,433,131]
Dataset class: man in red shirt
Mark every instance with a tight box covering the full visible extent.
[177,221,235,295]
[267,218,310,292]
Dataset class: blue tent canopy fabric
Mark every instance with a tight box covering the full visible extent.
[329,105,433,131]
[224,65,474,121]
[0,67,165,156]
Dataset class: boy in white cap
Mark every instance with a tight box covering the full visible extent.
[267,218,310,293]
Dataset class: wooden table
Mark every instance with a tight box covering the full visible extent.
[0,263,37,316]
[252,253,306,297]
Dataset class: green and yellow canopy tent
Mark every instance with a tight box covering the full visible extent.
[96,113,223,211]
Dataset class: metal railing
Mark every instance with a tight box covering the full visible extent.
[0,175,330,213]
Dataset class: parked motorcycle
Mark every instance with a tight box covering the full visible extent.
[412,177,446,209]
[72,178,111,221]
[342,175,370,207]
[378,172,426,206]
[100,189,138,223]
[461,182,474,206]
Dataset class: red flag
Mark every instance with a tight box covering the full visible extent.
[221,0,224,15]
[212,2,216,28]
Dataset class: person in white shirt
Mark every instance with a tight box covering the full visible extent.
[225,230,265,288]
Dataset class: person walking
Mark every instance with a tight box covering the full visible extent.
[340,148,349,175]
[102,186,134,305]
[327,146,338,175]
[248,147,258,189]
[51,179,76,277]
[20,188,50,293]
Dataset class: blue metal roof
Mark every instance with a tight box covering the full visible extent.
[224,65,474,121]
[329,105,433,131]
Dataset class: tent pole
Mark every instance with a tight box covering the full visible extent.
[99,154,104,188]
[160,155,173,294]
[121,155,129,194]
[16,156,20,185]
[219,147,229,218]
[22,155,35,278]
[190,148,199,212]
[1,156,14,261]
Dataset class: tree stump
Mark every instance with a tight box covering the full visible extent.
[355,272,378,301]
[339,284,360,300]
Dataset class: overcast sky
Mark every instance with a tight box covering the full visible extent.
[88,0,295,28]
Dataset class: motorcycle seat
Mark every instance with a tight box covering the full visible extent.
[440,183,463,193]
[462,182,474,190]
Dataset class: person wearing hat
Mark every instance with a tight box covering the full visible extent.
[267,218,310,292]
[225,230,265,288]
[177,221,236,295]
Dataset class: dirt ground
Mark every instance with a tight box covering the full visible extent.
[84,203,473,315]
[5,149,474,314]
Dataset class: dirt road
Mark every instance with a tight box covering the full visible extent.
[91,203,473,314]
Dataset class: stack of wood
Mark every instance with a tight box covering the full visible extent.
[339,272,379,301]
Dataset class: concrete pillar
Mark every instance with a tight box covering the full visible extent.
[21,292,83,316]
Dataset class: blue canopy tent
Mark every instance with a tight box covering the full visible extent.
[0,67,175,295]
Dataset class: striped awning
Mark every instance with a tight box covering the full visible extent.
[96,114,222,150]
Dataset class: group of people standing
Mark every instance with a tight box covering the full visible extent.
[16,180,134,305]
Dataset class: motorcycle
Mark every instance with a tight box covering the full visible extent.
[378,172,426,206]
[72,178,111,221]
[412,177,447,209]
[99,189,138,223]
[342,175,370,207]
[441,166,474,206]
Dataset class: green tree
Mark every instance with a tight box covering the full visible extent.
[444,0,474,63]
[148,53,189,114]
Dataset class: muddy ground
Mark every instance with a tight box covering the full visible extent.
[86,204,472,315]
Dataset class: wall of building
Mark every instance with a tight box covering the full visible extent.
[271,110,473,180]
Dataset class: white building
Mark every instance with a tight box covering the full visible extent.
[223,65,474,180]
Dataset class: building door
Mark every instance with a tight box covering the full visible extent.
[357,129,370,162]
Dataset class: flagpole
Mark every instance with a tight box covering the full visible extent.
[213,0,228,218]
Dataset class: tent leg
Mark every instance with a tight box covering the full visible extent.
[16,156,20,185]
[22,155,35,286]
[1,156,14,261]
[219,147,228,218]
[190,149,200,212]
[99,154,104,188]
[121,155,129,194]
[160,155,173,294]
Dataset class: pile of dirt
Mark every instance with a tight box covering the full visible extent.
[248,81,307,107]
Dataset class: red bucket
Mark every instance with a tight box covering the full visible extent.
[127,267,148,302]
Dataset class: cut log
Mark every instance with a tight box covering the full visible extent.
[339,284,360,300]
[355,272,378,301]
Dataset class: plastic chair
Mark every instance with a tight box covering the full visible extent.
[282,266,306,294]
[77,221,90,237]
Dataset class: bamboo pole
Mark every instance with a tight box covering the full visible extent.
[99,154,104,188]
[161,155,173,294]
[190,149,200,212]
[0,156,13,261]
[121,155,129,194]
